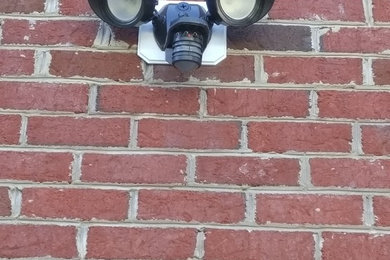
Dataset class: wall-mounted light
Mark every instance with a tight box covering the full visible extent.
[88,0,274,73]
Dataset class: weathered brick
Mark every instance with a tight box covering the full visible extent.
[22,188,129,220]
[374,196,390,226]
[227,25,312,51]
[50,51,143,81]
[2,20,99,47]
[248,122,351,153]
[205,229,314,260]
[59,0,93,15]
[311,158,390,189]
[0,188,11,217]
[0,115,21,145]
[27,116,130,147]
[0,50,34,77]
[153,55,255,83]
[321,28,390,53]
[318,91,390,119]
[0,225,77,258]
[98,85,199,115]
[87,227,196,260]
[196,156,300,186]
[138,190,245,223]
[269,0,364,21]
[0,152,72,183]
[373,0,390,22]
[0,0,44,13]
[322,232,390,260]
[138,119,240,150]
[81,154,187,184]
[257,194,363,225]
[0,82,88,113]
[264,57,363,85]
[373,59,390,85]
[362,125,390,155]
[207,89,309,117]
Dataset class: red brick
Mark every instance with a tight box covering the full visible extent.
[374,196,390,226]
[50,51,143,81]
[248,122,351,153]
[98,85,200,115]
[311,158,390,189]
[59,0,93,15]
[87,227,196,260]
[0,152,72,182]
[321,28,390,53]
[138,190,245,223]
[0,82,88,113]
[154,55,255,83]
[2,20,98,47]
[318,91,390,119]
[27,116,130,147]
[138,119,240,150]
[196,156,300,186]
[373,0,390,22]
[0,225,77,258]
[373,59,390,85]
[0,115,21,145]
[322,232,390,260]
[227,25,312,52]
[205,229,314,260]
[264,57,362,85]
[0,0,44,13]
[362,125,390,155]
[208,89,309,117]
[269,0,364,21]
[82,154,186,184]
[0,188,10,217]
[0,50,34,76]
[257,194,363,225]
[22,188,128,221]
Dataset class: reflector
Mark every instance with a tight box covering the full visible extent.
[88,0,157,27]
[206,0,275,27]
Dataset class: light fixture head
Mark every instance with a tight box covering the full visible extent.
[88,0,157,28]
[206,0,274,27]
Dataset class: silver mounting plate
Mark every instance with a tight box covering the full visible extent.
[137,0,227,66]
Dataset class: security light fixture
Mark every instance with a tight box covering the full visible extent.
[88,0,275,73]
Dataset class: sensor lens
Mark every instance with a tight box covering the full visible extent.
[219,0,256,20]
[107,0,142,22]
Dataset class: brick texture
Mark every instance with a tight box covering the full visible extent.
[21,188,129,220]
[322,233,390,260]
[207,89,309,118]
[138,190,245,223]
[196,156,300,186]
[205,229,314,260]
[0,188,10,217]
[87,227,197,260]
[248,122,352,153]
[311,158,390,188]
[138,119,240,149]
[0,225,77,258]
[98,85,200,115]
[81,154,187,184]
[257,194,363,225]
[0,82,88,113]
[1,0,389,258]
[0,152,72,182]
[27,116,130,147]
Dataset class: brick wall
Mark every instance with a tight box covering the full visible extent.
[0,0,389,259]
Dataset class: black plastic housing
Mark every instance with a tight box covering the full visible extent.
[206,0,275,27]
[88,0,157,28]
